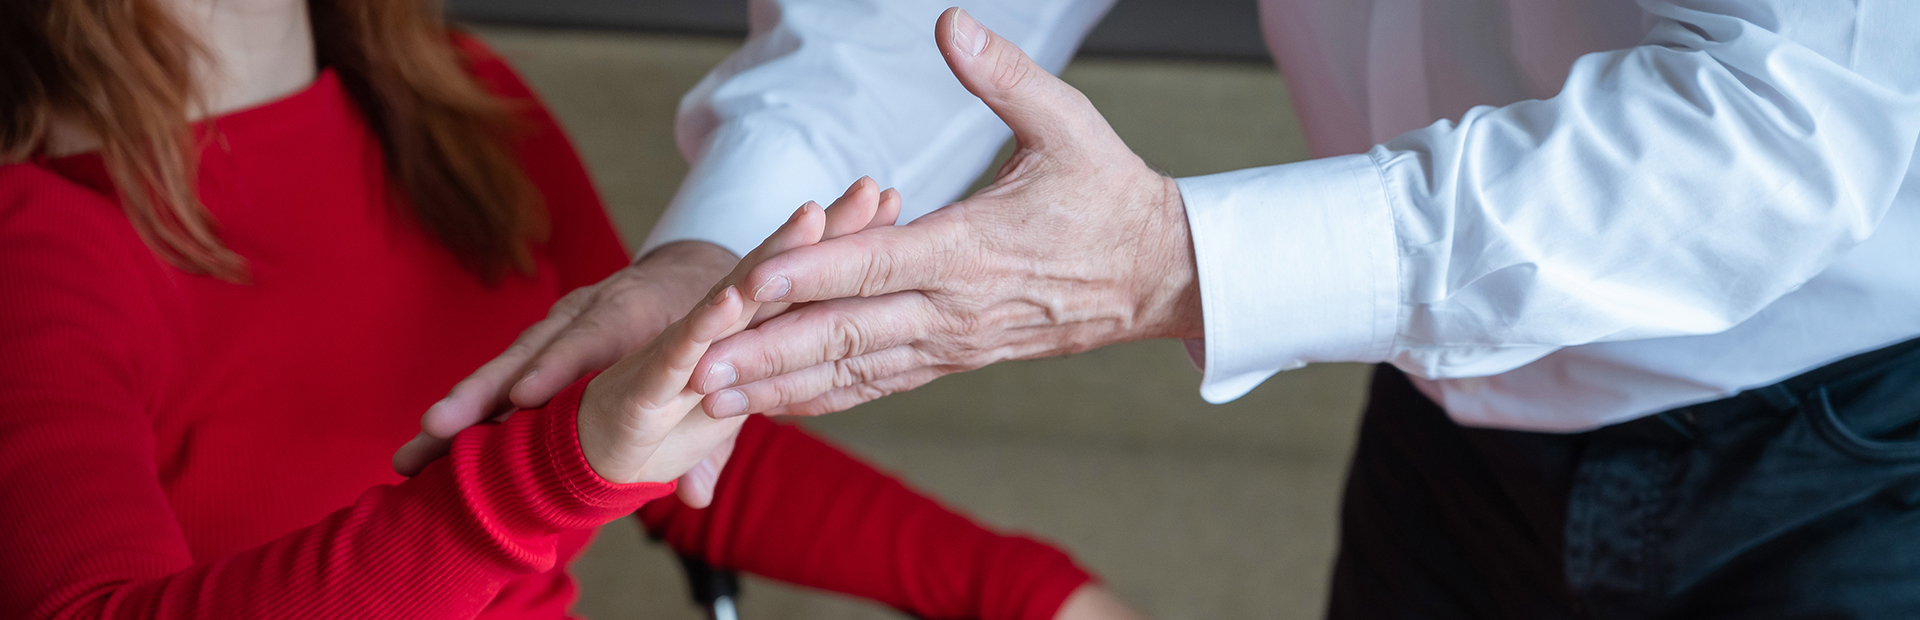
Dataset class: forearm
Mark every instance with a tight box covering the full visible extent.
[1182,0,1920,399]
[643,0,1115,258]
[631,239,740,307]
[10,381,668,619]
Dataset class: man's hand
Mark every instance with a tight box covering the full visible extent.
[691,7,1203,419]
[391,240,734,475]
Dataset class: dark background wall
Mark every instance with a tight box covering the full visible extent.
[447,0,1271,61]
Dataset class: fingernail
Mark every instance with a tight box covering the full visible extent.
[952,9,987,57]
[702,362,736,393]
[710,286,734,306]
[513,368,538,391]
[683,464,714,498]
[711,390,747,418]
[753,275,790,302]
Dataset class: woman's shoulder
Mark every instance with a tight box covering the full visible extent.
[0,161,172,290]
[0,161,136,241]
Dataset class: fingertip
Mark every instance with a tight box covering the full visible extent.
[391,432,449,477]
[419,396,469,439]
[939,7,990,59]
[779,201,827,247]
[842,176,874,200]
[676,467,716,508]
[689,286,743,343]
[505,366,552,410]
[871,188,903,229]
[703,390,750,419]
[825,177,883,238]
[799,202,827,242]
[751,273,792,303]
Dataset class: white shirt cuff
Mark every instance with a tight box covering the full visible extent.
[1177,154,1400,403]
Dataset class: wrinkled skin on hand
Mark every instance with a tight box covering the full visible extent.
[690,7,1202,420]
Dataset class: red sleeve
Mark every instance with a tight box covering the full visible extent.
[638,416,1093,620]
[0,166,669,619]
[455,34,634,292]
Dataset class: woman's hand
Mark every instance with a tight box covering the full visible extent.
[575,179,901,485]
[575,283,747,484]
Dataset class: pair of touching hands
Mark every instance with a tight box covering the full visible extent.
[393,178,901,499]
[393,7,1202,507]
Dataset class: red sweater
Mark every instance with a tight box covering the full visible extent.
[0,40,1087,620]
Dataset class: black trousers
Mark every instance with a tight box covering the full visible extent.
[1328,338,1920,620]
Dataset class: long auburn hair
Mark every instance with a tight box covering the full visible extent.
[1,0,548,282]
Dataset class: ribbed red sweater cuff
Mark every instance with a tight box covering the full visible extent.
[537,372,677,514]
[451,373,673,541]
[989,535,1094,620]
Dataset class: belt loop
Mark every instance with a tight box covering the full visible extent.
[1752,384,1801,412]
[1657,408,1700,440]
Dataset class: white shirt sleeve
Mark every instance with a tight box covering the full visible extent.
[640,0,1116,258]
[1182,1,1920,403]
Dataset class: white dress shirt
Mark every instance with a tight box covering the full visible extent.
[642,0,1920,432]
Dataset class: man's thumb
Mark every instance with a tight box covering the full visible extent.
[936,7,1098,150]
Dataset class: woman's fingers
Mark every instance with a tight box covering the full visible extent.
[586,178,893,485]
[724,202,827,295]
[868,187,902,230]
[822,177,882,238]
[632,287,742,412]
[747,180,894,325]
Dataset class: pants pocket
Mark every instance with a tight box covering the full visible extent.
[1807,385,1920,461]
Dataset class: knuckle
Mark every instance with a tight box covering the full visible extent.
[774,377,817,408]
[851,382,889,404]
[858,250,897,298]
[989,56,1038,94]
[555,285,595,311]
[748,336,787,379]
[505,327,549,356]
[830,357,871,388]
[826,312,868,360]
[554,313,608,348]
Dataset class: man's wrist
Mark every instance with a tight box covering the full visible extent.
[635,240,739,301]
[636,239,739,273]
[1138,174,1204,342]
